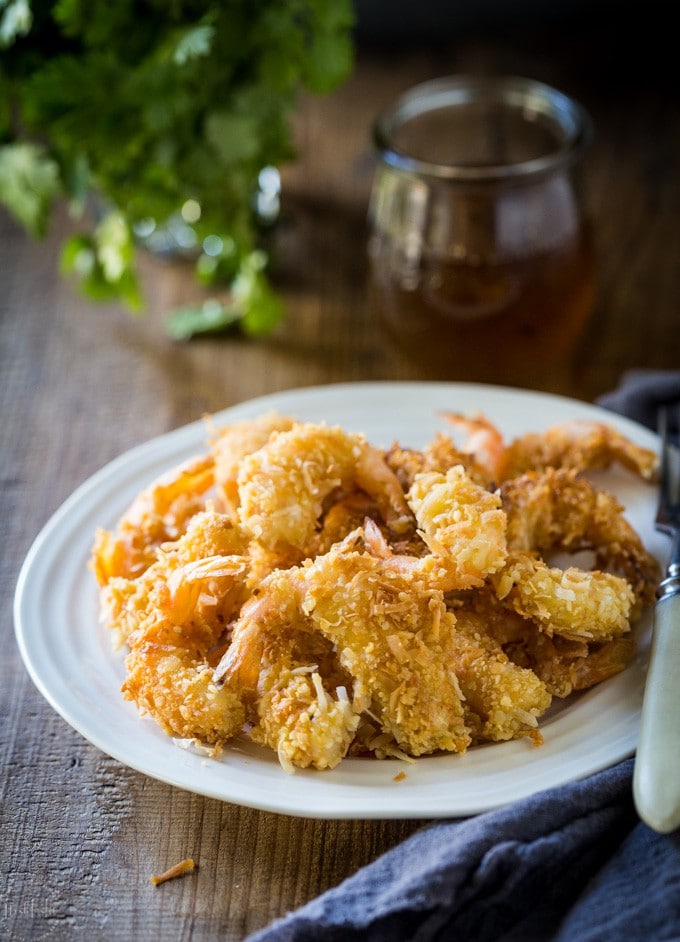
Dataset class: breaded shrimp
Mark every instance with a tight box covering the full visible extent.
[104,511,251,745]
[360,464,507,593]
[500,468,660,611]
[492,551,635,643]
[92,455,215,584]
[501,419,659,482]
[254,666,360,772]
[440,412,507,483]
[232,598,360,772]
[385,432,490,490]
[209,411,296,518]
[93,409,659,771]
[451,607,552,743]
[302,546,470,757]
[512,632,636,698]
[237,422,412,554]
[452,590,636,698]
[216,532,471,761]
[308,492,386,557]
[442,412,659,482]
[100,509,249,647]
[406,466,507,589]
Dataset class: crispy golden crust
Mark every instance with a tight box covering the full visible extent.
[92,412,657,772]
[150,858,196,886]
[500,467,660,612]
[500,419,659,482]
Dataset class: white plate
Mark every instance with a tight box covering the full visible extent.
[14,382,666,819]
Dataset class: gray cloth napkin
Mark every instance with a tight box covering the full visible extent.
[249,371,680,942]
[597,369,680,434]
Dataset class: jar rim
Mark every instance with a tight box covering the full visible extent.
[372,75,593,184]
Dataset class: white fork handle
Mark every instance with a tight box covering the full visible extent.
[633,590,680,833]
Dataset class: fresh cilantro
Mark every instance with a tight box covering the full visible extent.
[0,0,355,336]
[0,0,32,47]
[0,142,61,235]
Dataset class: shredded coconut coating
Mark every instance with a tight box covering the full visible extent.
[91,411,657,773]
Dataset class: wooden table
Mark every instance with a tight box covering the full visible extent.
[2,17,678,941]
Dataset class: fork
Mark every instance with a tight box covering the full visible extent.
[633,402,680,833]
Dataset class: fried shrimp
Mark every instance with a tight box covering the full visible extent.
[209,411,296,518]
[452,607,552,743]
[319,525,550,747]
[105,511,251,745]
[216,531,471,762]
[92,455,215,584]
[360,464,507,595]
[309,492,384,557]
[217,579,360,771]
[254,664,360,772]
[439,412,506,484]
[385,432,490,490]
[301,543,470,757]
[406,466,507,589]
[237,422,412,554]
[487,467,658,641]
[455,590,637,698]
[500,467,660,611]
[93,407,658,772]
[500,419,659,481]
[492,552,635,642]
[513,632,636,699]
[101,509,249,647]
[442,412,659,482]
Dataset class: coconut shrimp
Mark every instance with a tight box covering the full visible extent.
[501,419,659,482]
[492,552,635,643]
[216,577,361,771]
[308,492,386,557]
[500,467,660,611]
[236,422,412,554]
[100,509,250,648]
[254,660,360,772]
[451,606,552,743]
[357,503,549,744]
[512,631,636,699]
[456,591,636,698]
[487,467,656,642]
[361,465,508,592]
[217,531,471,762]
[385,432,490,491]
[91,455,215,584]
[301,546,470,756]
[406,466,507,590]
[209,411,296,518]
[92,407,660,771]
[104,511,252,745]
[439,413,506,484]
[442,412,658,483]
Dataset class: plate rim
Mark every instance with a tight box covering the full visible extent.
[13,380,663,819]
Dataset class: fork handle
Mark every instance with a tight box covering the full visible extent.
[633,586,680,833]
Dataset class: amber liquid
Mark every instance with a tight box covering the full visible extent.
[371,229,595,385]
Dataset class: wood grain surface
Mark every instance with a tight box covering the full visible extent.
[2,17,678,941]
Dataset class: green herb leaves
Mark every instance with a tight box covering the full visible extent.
[0,143,61,235]
[0,0,355,336]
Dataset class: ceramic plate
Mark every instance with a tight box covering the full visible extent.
[14,382,666,819]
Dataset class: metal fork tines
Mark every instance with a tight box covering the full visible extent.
[633,402,680,833]
[656,403,680,593]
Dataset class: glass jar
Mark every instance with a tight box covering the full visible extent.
[368,75,595,384]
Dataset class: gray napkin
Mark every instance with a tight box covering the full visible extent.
[251,760,680,942]
[597,369,680,434]
[249,371,680,942]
